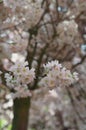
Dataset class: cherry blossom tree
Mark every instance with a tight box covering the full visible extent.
[0,0,86,130]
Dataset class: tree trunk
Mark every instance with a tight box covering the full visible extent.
[11,97,31,130]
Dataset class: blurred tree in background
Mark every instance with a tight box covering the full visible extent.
[0,0,86,130]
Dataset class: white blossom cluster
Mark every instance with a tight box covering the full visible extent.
[1,60,79,99]
[3,0,30,9]
[40,60,79,89]
[3,0,44,28]
[8,30,29,52]
[56,20,80,45]
[4,60,35,99]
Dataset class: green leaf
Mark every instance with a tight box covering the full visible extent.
[7,124,12,130]
[0,119,7,129]
[0,119,11,130]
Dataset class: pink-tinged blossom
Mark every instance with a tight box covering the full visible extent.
[43,60,62,71]
[5,60,35,99]
[40,60,79,89]
[3,60,79,98]
[43,60,62,72]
